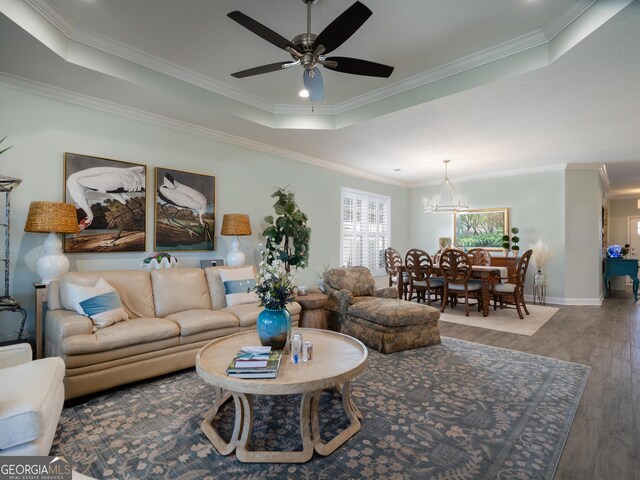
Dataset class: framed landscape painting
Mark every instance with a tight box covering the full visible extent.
[154,167,215,251]
[453,208,509,250]
[64,153,146,253]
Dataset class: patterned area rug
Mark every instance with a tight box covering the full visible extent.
[53,337,589,480]
[439,304,559,336]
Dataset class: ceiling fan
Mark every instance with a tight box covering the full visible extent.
[227,0,394,101]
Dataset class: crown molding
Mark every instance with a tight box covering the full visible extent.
[408,164,568,188]
[23,0,599,118]
[0,72,406,188]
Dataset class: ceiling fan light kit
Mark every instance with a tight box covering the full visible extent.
[227,0,394,101]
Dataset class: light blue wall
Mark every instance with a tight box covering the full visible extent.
[0,85,408,339]
[408,170,567,301]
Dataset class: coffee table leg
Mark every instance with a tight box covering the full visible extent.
[313,381,362,456]
[200,387,243,455]
[235,392,315,463]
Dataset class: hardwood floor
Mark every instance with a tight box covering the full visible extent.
[437,290,639,480]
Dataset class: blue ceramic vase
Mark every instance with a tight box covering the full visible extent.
[256,308,290,350]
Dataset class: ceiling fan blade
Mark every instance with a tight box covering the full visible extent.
[313,1,372,55]
[324,56,394,78]
[227,11,297,52]
[231,62,294,78]
[303,68,324,101]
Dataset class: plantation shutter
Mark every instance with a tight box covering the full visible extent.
[341,188,390,276]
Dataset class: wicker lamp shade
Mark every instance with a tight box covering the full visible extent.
[24,201,80,234]
[221,214,252,236]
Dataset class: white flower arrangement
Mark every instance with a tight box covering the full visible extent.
[254,243,300,310]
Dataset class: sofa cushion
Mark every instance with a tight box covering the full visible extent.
[165,309,239,336]
[348,298,440,328]
[61,318,180,355]
[61,271,155,319]
[151,268,212,317]
[66,278,129,330]
[0,357,65,449]
[224,302,302,328]
[323,266,375,297]
[218,266,259,307]
[204,267,228,310]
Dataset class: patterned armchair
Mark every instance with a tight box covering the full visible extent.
[323,266,441,353]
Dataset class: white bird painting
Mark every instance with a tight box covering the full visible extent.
[64,154,146,252]
[155,169,215,250]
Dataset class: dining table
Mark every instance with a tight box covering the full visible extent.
[398,264,508,317]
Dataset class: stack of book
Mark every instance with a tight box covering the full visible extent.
[226,346,282,379]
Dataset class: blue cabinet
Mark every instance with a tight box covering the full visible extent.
[603,258,639,301]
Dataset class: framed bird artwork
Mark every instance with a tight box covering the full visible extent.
[64,153,147,253]
[154,167,215,251]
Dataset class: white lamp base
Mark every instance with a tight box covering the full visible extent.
[36,232,70,284]
[226,235,246,266]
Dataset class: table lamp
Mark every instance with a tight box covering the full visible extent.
[24,201,80,283]
[220,213,252,266]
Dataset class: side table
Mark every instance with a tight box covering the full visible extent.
[533,284,546,306]
[294,293,328,329]
[34,283,48,359]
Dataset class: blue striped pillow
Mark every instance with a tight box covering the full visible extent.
[67,278,129,330]
[218,267,259,307]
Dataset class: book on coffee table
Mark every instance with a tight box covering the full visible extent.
[226,349,283,379]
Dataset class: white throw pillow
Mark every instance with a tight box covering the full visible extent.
[66,278,129,330]
[218,267,259,307]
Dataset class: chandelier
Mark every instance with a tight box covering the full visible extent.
[424,160,469,214]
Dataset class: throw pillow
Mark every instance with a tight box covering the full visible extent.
[66,278,129,330]
[218,267,259,307]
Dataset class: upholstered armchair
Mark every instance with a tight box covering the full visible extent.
[323,266,441,353]
[0,343,65,456]
[323,266,397,331]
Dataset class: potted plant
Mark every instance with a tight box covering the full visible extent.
[263,187,311,272]
[502,235,510,257]
[511,227,520,258]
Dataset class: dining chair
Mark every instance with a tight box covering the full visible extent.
[404,248,444,305]
[492,249,533,319]
[439,249,482,316]
[467,248,491,266]
[384,247,409,299]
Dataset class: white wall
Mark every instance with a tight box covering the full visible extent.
[0,85,408,339]
[564,169,604,302]
[408,170,567,300]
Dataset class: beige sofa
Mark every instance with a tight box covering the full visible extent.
[45,267,300,399]
[0,343,64,455]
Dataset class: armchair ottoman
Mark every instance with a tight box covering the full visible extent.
[0,344,65,456]
[323,266,441,353]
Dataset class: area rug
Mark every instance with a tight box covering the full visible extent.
[439,304,559,336]
[52,337,589,480]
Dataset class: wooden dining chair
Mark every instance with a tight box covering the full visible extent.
[492,249,533,319]
[439,249,482,316]
[467,248,491,266]
[384,247,409,299]
[404,248,444,305]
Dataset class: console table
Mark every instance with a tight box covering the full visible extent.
[603,258,639,301]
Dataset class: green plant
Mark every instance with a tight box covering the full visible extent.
[0,136,13,156]
[142,252,175,264]
[511,227,520,251]
[263,187,311,272]
[502,235,510,250]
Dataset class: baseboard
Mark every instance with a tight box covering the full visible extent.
[523,294,603,306]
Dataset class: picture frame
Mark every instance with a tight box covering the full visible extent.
[453,208,509,251]
[438,237,452,250]
[154,167,215,251]
[64,153,146,253]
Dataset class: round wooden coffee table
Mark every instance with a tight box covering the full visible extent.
[195,328,368,463]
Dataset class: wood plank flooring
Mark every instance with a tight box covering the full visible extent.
[437,290,639,479]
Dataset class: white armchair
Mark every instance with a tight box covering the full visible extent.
[0,343,65,456]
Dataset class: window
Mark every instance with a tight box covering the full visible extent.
[340,187,390,276]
